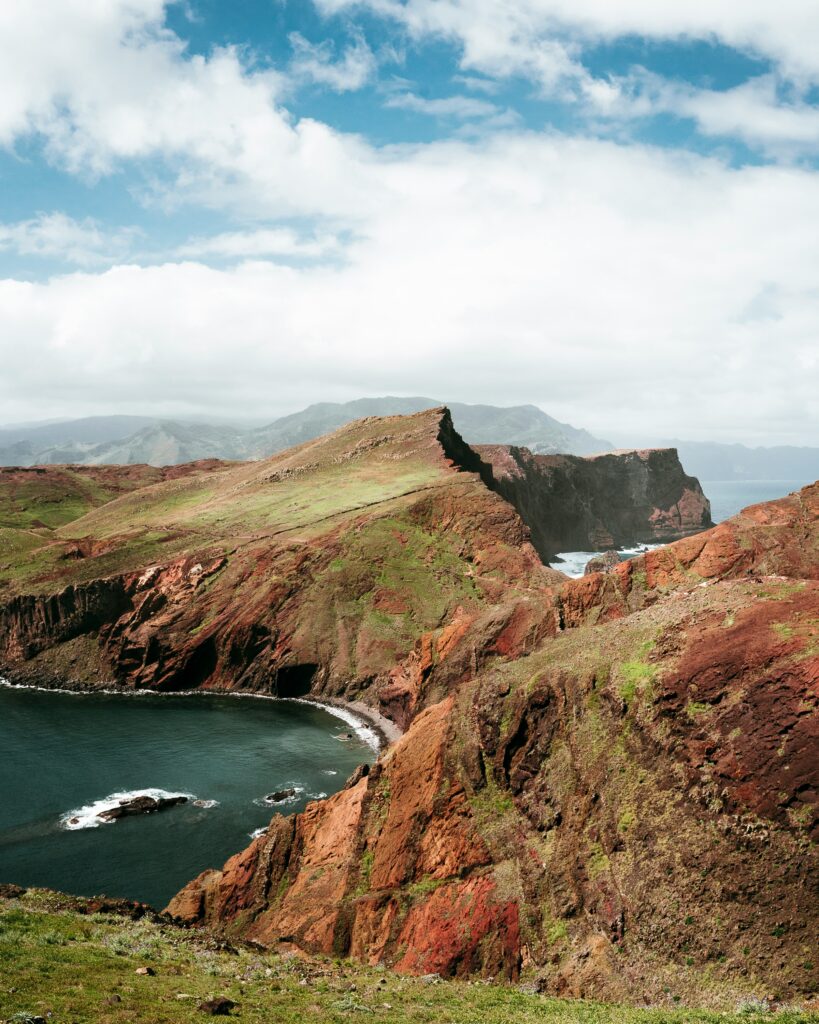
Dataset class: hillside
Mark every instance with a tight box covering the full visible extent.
[168,481,819,1006]
[5,889,815,1024]
[0,409,553,696]
[0,410,710,697]
[0,410,814,1007]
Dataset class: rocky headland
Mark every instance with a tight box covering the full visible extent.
[476,445,712,561]
[0,408,815,1007]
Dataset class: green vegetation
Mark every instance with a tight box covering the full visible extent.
[772,622,795,640]
[4,892,815,1024]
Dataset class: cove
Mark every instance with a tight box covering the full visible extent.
[0,685,375,908]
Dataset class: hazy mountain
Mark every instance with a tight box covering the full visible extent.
[0,415,160,448]
[0,399,614,467]
[663,440,819,482]
[247,397,613,458]
[2,402,815,481]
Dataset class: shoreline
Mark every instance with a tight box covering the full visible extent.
[0,675,401,752]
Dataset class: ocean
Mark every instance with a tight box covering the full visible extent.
[0,687,374,908]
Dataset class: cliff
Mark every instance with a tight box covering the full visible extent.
[477,445,712,560]
[0,409,553,699]
[167,483,818,1007]
[1,410,815,1005]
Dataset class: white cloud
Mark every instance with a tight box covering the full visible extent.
[174,227,342,261]
[317,0,819,150]
[0,2,817,446]
[670,76,819,154]
[0,1,374,220]
[1,136,817,445]
[0,213,139,267]
[385,93,499,119]
[288,31,377,92]
[316,1,819,82]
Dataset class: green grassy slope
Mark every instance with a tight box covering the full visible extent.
[2,890,814,1024]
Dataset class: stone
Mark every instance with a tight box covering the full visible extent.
[98,795,187,821]
[583,550,621,575]
[198,996,236,1015]
[265,789,296,804]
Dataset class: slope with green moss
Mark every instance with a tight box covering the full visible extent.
[2,888,816,1024]
[0,408,553,698]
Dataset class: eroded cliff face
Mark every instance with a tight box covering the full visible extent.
[0,410,553,696]
[477,445,712,561]
[2,411,816,1005]
[168,483,818,1007]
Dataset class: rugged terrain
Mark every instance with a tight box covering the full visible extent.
[477,445,712,558]
[0,408,702,694]
[0,409,815,1009]
[167,479,818,1007]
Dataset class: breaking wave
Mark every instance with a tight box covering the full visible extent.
[60,788,198,831]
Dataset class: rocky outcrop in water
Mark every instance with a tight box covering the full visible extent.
[97,794,187,821]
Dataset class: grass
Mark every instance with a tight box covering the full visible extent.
[2,891,816,1024]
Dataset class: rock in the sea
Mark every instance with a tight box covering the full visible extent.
[264,789,296,804]
[583,550,621,575]
[0,883,27,899]
[98,795,187,821]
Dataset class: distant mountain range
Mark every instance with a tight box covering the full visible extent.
[0,398,614,467]
[0,398,817,483]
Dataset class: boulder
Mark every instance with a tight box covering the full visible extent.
[98,795,187,821]
[583,550,621,575]
[264,789,296,804]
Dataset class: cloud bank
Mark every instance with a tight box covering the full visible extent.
[0,0,817,446]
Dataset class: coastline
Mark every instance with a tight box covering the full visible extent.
[297,695,403,748]
[0,674,400,753]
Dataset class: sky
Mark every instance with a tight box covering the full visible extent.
[1,1,818,446]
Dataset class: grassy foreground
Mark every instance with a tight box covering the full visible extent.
[1,891,816,1024]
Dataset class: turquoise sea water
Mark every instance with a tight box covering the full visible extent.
[0,687,374,908]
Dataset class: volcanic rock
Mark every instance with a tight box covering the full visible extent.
[584,550,621,575]
[166,482,818,1006]
[265,789,296,804]
[476,444,712,560]
[98,795,187,821]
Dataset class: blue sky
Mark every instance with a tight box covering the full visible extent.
[0,1,817,444]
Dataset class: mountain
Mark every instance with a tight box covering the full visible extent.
[0,408,815,1003]
[250,398,614,457]
[0,415,160,448]
[0,400,614,467]
[169,476,818,1004]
